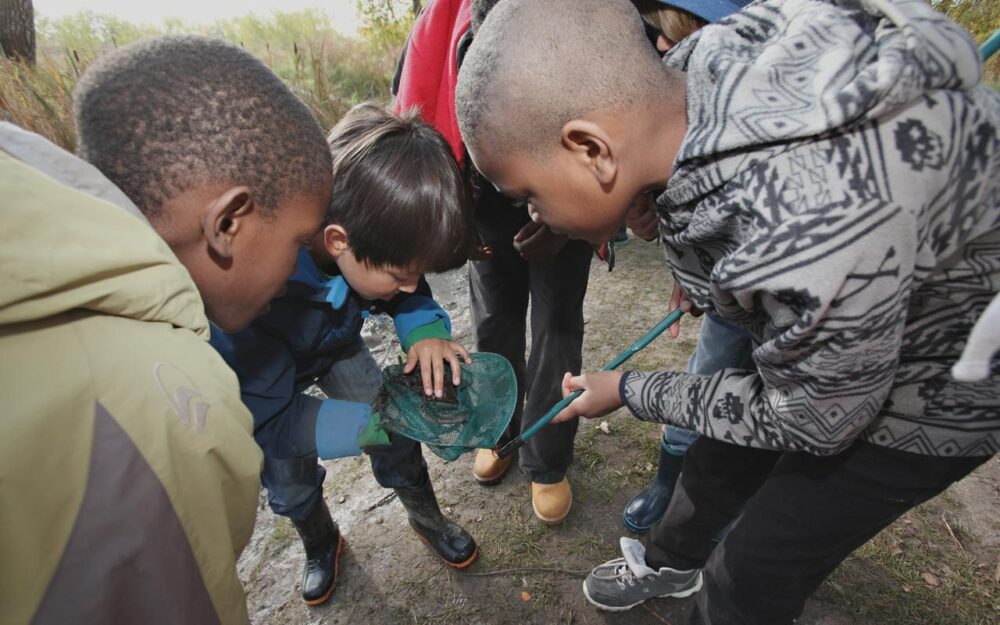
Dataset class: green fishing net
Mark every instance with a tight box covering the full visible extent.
[373,352,517,461]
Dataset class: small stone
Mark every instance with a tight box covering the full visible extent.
[337,495,346,504]
[598,421,611,434]
[921,571,940,587]
[374,517,383,525]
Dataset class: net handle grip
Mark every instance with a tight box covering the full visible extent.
[494,309,684,459]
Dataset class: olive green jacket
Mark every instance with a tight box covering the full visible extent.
[0,123,262,624]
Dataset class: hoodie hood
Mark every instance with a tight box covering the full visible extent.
[0,123,209,338]
[662,0,981,205]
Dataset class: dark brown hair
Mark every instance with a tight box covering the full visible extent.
[326,103,473,272]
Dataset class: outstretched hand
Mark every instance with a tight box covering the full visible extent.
[403,339,472,398]
[551,370,625,423]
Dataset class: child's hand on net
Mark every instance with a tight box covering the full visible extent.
[552,371,624,423]
[404,339,472,398]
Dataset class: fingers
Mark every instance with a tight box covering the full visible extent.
[668,282,684,338]
[445,349,463,386]
[552,402,581,424]
[457,344,472,364]
[561,371,574,397]
[514,220,542,242]
[417,349,433,396]
[432,353,445,398]
[403,348,417,374]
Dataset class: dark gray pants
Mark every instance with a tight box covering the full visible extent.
[468,237,592,483]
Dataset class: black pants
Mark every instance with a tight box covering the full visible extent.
[644,436,990,625]
[468,237,592,483]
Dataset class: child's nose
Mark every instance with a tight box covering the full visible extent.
[527,203,542,223]
[398,279,419,293]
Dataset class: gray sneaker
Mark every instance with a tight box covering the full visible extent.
[582,537,703,612]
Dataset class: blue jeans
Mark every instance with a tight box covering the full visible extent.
[260,337,427,521]
[663,316,755,454]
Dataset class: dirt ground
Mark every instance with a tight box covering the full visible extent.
[236,237,1000,625]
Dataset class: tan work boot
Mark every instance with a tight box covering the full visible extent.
[472,448,513,485]
[531,478,572,524]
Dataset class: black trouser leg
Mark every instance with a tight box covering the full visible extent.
[520,239,591,483]
[644,436,989,625]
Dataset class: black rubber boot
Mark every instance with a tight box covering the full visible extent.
[291,498,344,606]
[395,475,478,568]
[623,443,685,533]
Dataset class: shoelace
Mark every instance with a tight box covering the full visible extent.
[614,563,639,589]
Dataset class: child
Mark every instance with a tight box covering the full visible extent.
[210,103,478,607]
[1,36,333,624]
[457,0,1000,621]
[394,0,591,527]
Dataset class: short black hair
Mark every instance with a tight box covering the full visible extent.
[326,103,473,273]
[457,0,680,159]
[73,35,331,218]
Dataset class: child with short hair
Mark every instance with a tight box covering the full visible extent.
[210,103,478,607]
[2,35,333,624]
[457,0,1000,621]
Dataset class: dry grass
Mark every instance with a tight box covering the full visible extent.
[0,52,86,150]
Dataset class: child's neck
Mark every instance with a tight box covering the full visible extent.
[635,70,688,191]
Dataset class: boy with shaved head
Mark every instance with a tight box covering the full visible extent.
[1,36,331,623]
[458,0,1000,622]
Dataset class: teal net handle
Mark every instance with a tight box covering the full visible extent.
[495,308,685,459]
[982,28,1000,62]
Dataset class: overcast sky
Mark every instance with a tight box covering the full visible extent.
[34,0,362,35]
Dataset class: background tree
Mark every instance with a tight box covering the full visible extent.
[0,0,35,64]
[356,0,418,52]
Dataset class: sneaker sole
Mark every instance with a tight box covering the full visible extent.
[580,571,703,612]
[411,528,480,569]
[303,534,344,607]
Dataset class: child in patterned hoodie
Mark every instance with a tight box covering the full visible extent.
[456,0,1000,621]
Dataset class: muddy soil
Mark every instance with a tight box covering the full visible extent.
[237,237,999,625]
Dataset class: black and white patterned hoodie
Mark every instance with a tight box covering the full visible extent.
[621,0,1000,457]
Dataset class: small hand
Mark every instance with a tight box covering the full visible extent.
[552,371,625,423]
[626,194,659,241]
[404,339,472,398]
[667,281,702,338]
[513,221,568,261]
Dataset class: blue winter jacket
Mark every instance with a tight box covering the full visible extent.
[211,248,451,459]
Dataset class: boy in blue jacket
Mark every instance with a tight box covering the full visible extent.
[211,104,477,607]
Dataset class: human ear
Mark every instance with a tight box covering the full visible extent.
[322,224,350,258]
[561,119,618,187]
[203,186,253,260]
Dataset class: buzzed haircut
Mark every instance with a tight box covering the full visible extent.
[74,35,331,218]
[326,103,473,273]
[456,0,680,159]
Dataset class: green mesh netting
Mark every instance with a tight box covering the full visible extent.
[374,352,517,461]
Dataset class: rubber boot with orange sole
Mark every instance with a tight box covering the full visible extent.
[395,474,478,568]
[291,498,344,606]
